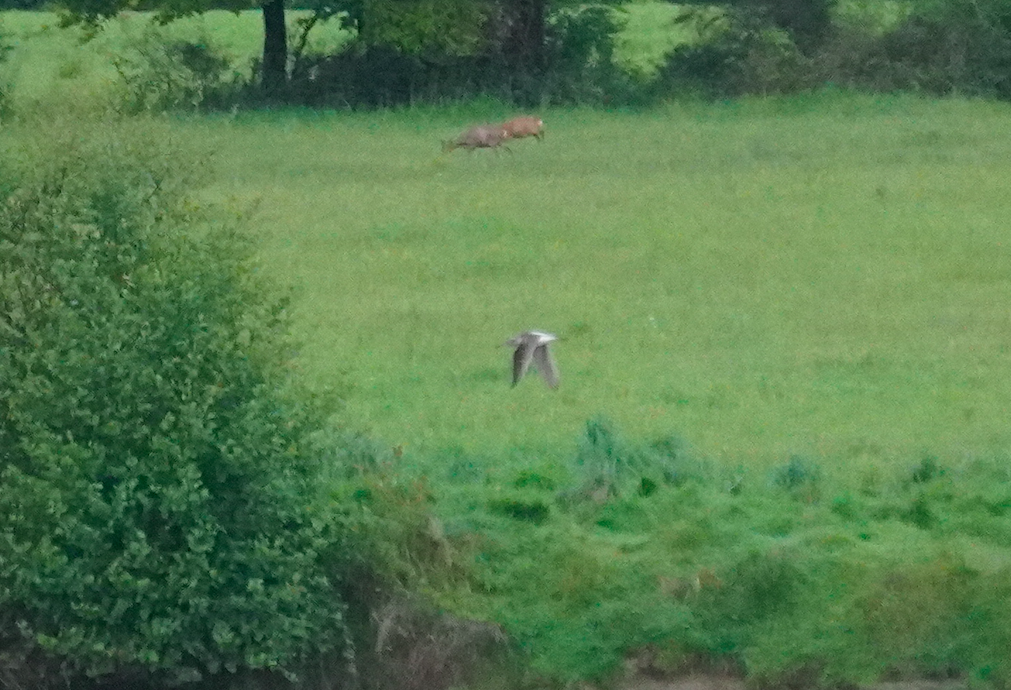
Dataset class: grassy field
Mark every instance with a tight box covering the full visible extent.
[5,2,1010,478]
[180,94,1011,474]
[4,7,1011,685]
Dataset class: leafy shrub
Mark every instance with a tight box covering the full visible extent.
[288,4,629,107]
[879,0,1011,98]
[752,0,837,52]
[806,0,1011,98]
[289,46,498,108]
[656,0,838,96]
[0,118,351,686]
[656,11,811,98]
[542,5,632,105]
[359,0,487,57]
[653,0,1011,101]
[111,26,243,113]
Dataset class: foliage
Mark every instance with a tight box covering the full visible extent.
[9,0,1011,107]
[0,118,352,686]
[359,0,487,56]
[750,0,836,51]
[660,0,1011,100]
[676,0,838,52]
[542,4,631,103]
[56,0,263,101]
[58,0,249,26]
[54,0,628,107]
[867,0,1011,98]
[17,1,1011,107]
[287,3,628,106]
[656,8,812,97]
[0,0,46,8]
[288,46,495,107]
[110,25,242,112]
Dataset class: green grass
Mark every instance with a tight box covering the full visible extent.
[184,93,1011,473]
[4,8,1011,683]
[347,419,1011,685]
[4,11,1005,470]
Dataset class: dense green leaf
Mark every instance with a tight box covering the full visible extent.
[0,119,352,685]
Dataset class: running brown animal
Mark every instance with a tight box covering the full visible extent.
[442,124,511,153]
[500,116,545,142]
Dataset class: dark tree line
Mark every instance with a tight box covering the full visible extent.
[15,0,1011,107]
[45,0,837,100]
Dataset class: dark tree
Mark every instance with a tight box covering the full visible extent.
[678,0,837,51]
[261,0,288,96]
[503,0,548,75]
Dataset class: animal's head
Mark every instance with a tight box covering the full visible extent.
[441,139,457,153]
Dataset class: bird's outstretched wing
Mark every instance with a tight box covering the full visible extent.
[512,341,536,386]
[532,344,559,388]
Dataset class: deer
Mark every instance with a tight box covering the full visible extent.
[442,124,511,154]
[500,116,545,142]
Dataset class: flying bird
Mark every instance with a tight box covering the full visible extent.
[505,330,559,388]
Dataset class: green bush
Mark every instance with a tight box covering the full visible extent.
[876,0,1011,98]
[287,3,630,107]
[798,0,1011,99]
[542,5,632,105]
[110,26,243,113]
[656,10,811,98]
[0,119,351,686]
[654,0,1011,101]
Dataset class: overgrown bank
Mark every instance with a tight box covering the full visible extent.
[383,418,1011,687]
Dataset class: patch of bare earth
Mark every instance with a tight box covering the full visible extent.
[618,677,969,690]
[617,674,748,690]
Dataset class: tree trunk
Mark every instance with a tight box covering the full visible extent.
[503,0,547,75]
[262,0,288,98]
